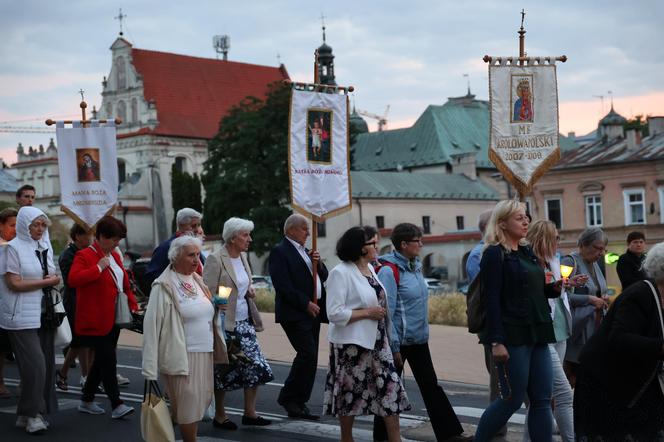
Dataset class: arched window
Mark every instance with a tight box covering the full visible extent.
[117,159,126,184]
[117,100,127,123]
[115,56,126,89]
[131,98,138,124]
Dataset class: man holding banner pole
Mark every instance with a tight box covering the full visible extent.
[269,213,328,420]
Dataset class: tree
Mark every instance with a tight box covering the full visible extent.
[171,165,203,231]
[624,115,650,137]
[202,83,292,255]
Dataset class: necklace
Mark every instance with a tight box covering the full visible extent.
[175,273,198,299]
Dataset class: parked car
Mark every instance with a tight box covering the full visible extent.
[252,275,273,290]
[425,278,445,295]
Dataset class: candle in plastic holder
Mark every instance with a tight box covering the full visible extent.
[215,286,232,305]
[560,264,573,283]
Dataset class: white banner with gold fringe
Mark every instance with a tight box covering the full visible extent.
[489,63,559,196]
[288,89,351,221]
[55,120,118,229]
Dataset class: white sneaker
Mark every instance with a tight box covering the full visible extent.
[78,401,106,415]
[111,403,134,419]
[25,416,47,434]
[37,414,50,428]
[116,373,130,386]
[15,415,27,428]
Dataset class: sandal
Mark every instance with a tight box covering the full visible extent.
[55,370,68,391]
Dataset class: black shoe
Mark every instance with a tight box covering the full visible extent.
[442,434,474,442]
[280,401,303,416]
[212,418,238,430]
[242,415,271,426]
[295,404,320,421]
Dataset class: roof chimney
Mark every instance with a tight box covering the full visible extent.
[648,116,664,136]
[626,129,642,150]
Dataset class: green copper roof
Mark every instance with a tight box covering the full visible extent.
[352,93,578,171]
[351,170,499,200]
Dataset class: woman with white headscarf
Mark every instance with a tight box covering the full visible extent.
[0,207,60,434]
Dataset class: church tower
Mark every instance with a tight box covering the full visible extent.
[317,21,336,85]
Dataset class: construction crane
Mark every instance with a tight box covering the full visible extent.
[357,105,390,132]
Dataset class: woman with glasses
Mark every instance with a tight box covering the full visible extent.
[561,227,609,387]
[324,226,410,442]
[372,223,470,442]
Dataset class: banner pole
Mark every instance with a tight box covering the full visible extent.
[311,215,318,305]
[518,9,526,66]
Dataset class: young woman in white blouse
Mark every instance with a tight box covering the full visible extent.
[142,236,227,442]
[203,217,273,430]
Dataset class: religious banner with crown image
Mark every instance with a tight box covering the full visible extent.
[485,12,566,197]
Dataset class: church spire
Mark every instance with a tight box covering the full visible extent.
[316,13,336,85]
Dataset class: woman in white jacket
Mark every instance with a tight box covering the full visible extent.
[0,207,60,434]
[324,226,410,442]
[142,236,227,442]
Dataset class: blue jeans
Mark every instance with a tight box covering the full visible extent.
[475,343,553,442]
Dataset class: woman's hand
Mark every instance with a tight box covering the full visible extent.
[42,274,60,287]
[392,352,403,371]
[567,274,589,288]
[216,303,228,312]
[364,306,386,320]
[588,295,608,311]
[97,256,111,271]
[246,287,256,299]
[492,343,509,363]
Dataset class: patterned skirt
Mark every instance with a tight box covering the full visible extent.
[214,320,273,391]
[323,320,410,417]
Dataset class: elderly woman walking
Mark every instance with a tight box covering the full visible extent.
[325,226,410,442]
[143,236,227,442]
[203,217,273,430]
[561,227,609,387]
[68,216,138,419]
[0,207,61,434]
[574,242,664,440]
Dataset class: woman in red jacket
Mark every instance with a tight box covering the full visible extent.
[69,216,138,419]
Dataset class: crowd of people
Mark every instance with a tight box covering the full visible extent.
[0,186,663,441]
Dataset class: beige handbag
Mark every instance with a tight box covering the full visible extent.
[141,381,175,442]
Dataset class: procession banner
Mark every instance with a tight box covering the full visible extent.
[288,89,351,221]
[55,120,118,229]
[489,62,560,196]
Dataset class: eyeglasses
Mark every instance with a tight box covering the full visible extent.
[405,239,423,245]
[364,241,378,248]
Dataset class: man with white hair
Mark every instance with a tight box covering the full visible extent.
[268,213,328,420]
[146,208,204,285]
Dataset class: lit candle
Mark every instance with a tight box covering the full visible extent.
[560,264,573,282]
[215,286,232,305]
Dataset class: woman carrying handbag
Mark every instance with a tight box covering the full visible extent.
[68,216,138,419]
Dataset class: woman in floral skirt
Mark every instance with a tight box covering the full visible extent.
[324,226,410,442]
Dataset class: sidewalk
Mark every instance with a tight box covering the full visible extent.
[119,312,489,386]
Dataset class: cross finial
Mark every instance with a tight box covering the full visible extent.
[520,9,526,29]
[115,8,127,36]
[320,12,327,43]
[78,89,85,102]
[608,90,614,110]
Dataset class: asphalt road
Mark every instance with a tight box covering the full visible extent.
[0,345,528,441]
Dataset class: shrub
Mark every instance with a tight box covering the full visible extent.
[428,293,467,327]
[254,288,275,313]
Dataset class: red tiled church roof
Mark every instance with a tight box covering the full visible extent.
[128,48,289,139]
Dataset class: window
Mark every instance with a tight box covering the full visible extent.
[316,221,326,238]
[105,101,112,118]
[375,216,384,229]
[545,198,562,229]
[174,156,186,173]
[623,188,646,225]
[116,100,126,123]
[422,216,431,234]
[585,195,602,227]
[117,160,126,184]
[456,216,465,231]
[131,98,138,124]
[115,56,126,89]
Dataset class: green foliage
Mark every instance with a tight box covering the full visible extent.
[171,165,203,231]
[253,288,275,313]
[624,115,650,137]
[428,293,468,327]
[0,201,16,211]
[202,82,292,255]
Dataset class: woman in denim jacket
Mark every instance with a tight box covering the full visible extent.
[474,200,565,442]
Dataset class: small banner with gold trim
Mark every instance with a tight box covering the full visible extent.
[55,120,118,229]
[288,89,351,221]
[489,62,560,196]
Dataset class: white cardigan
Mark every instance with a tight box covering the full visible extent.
[326,261,388,350]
